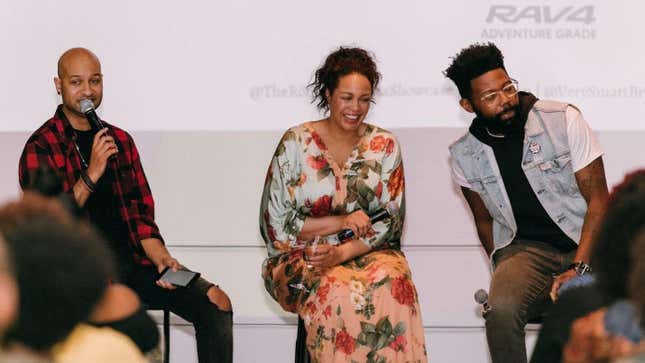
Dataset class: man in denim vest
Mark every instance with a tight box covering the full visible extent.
[445,43,609,363]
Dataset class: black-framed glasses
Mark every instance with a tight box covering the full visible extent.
[479,79,519,106]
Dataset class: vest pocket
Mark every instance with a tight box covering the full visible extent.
[539,153,578,195]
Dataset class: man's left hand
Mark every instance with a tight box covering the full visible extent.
[155,256,182,290]
[550,269,578,301]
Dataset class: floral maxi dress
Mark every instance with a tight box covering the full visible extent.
[260,122,428,363]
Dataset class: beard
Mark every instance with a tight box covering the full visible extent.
[474,103,521,135]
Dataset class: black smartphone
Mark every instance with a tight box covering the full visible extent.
[158,267,200,288]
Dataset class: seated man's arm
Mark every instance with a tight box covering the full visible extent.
[461,186,495,257]
[551,107,609,299]
[121,134,182,290]
[551,157,608,299]
[572,157,609,264]
[141,238,178,273]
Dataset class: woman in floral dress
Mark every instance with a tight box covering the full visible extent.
[260,47,427,363]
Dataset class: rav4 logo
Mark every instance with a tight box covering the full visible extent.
[486,5,595,25]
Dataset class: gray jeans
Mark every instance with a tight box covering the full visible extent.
[485,239,575,363]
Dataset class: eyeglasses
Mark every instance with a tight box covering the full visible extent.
[479,79,519,106]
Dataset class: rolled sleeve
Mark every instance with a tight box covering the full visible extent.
[565,106,604,172]
[450,155,471,189]
[119,132,163,249]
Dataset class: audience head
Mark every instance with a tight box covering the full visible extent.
[0,193,114,352]
[0,234,18,341]
[592,169,645,302]
[629,229,645,329]
[21,164,80,217]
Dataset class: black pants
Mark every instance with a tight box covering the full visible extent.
[124,264,233,363]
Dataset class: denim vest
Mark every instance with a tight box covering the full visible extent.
[449,100,587,264]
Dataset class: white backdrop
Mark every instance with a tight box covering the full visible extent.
[0,0,643,132]
[0,1,644,362]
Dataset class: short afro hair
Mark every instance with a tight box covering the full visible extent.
[0,193,114,350]
[628,229,645,329]
[443,42,506,98]
[591,169,645,301]
[308,46,380,112]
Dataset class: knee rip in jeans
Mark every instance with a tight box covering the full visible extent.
[207,286,232,312]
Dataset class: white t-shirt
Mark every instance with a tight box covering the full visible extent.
[451,106,603,189]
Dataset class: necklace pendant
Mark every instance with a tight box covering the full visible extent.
[485,127,506,139]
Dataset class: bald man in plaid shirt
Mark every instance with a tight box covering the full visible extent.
[18,48,233,363]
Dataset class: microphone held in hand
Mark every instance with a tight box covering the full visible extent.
[80,98,118,161]
[474,288,493,316]
[337,201,400,242]
[79,99,105,130]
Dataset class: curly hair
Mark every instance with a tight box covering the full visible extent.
[443,42,506,98]
[308,46,381,112]
[628,229,645,328]
[591,169,645,301]
[0,193,114,350]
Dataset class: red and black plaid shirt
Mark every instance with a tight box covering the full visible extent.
[18,105,163,266]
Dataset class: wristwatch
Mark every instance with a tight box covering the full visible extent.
[568,261,592,276]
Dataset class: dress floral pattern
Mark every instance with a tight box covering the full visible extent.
[260,122,427,362]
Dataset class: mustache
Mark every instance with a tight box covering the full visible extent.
[500,104,515,114]
[485,104,520,133]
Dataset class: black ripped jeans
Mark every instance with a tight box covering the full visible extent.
[123,264,233,363]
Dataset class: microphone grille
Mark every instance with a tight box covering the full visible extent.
[474,289,488,304]
[79,99,95,113]
[384,201,400,217]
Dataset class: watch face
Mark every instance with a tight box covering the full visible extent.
[576,263,591,275]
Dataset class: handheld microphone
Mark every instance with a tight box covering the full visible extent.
[604,300,643,343]
[337,201,400,241]
[474,289,493,316]
[79,99,105,130]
